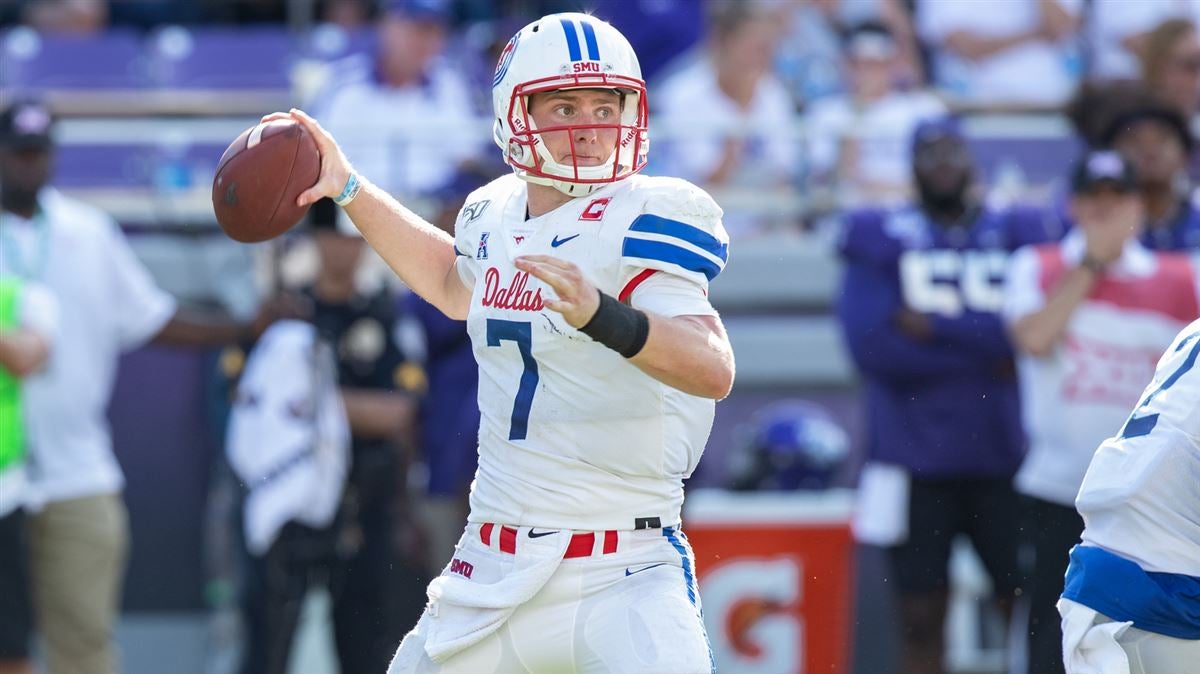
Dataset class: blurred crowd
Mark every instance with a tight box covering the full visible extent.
[1,1,1199,674]
[5,0,1200,236]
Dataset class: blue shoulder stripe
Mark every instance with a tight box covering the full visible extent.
[580,21,600,60]
[622,238,722,281]
[560,19,582,61]
[453,245,467,257]
[629,214,728,262]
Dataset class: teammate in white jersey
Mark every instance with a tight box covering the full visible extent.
[263,12,734,674]
[1058,318,1200,674]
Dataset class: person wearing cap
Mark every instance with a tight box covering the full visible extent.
[805,21,947,208]
[837,115,1055,674]
[1004,149,1200,674]
[1102,99,1200,251]
[311,0,483,203]
[0,98,273,674]
[235,198,428,674]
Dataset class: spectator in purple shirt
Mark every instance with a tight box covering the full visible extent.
[838,116,1055,674]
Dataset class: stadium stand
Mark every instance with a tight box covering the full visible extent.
[3,1,1174,668]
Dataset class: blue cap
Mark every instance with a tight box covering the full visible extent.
[912,116,966,149]
[384,0,450,23]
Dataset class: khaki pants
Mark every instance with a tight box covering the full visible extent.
[28,493,128,674]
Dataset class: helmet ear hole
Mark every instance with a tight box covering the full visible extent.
[507,139,529,164]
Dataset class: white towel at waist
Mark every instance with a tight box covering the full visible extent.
[1059,597,1133,674]
[424,528,571,663]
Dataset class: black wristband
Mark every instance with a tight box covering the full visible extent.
[578,290,650,358]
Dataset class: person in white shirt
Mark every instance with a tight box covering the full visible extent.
[1067,0,1200,80]
[262,11,736,673]
[655,1,798,238]
[0,99,269,674]
[917,0,1081,107]
[315,0,483,202]
[805,21,947,207]
[1004,150,1200,674]
[0,277,56,674]
[1057,318,1200,674]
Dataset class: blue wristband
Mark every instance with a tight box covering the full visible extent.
[333,173,362,207]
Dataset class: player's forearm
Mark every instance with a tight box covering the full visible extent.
[343,180,471,319]
[629,313,735,399]
[1010,266,1096,357]
[0,330,50,378]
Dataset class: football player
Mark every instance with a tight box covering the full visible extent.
[1058,318,1200,673]
[262,12,734,674]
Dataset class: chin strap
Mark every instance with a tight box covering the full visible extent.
[514,166,604,196]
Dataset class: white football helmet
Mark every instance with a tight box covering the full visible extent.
[491,13,649,196]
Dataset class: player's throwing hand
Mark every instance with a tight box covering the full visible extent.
[260,108,353,208]
[514,255,602,328]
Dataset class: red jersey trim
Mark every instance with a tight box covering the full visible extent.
[619,269,657,304]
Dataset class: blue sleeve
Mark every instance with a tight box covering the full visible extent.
[837,259,988,383]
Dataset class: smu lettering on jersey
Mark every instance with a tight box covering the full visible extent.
[1076,318,1200,576]
[837,204,1054,478]
[451,174,728,531]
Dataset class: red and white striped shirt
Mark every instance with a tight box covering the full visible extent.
[1004,232,1200,506]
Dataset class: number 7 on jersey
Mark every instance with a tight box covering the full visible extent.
[486,319,539,441]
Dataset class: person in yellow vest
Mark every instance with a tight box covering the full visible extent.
[0,276,58,674]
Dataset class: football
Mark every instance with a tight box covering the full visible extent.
[211,119,320,243]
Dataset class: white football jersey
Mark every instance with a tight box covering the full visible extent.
[451,174,729,531]
[1077,318,1200,576]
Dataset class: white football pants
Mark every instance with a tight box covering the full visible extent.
[388,523,713,674]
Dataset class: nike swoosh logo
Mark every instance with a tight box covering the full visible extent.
[527,529,559,539]
[551,234,580,248]
[625,562,670,577]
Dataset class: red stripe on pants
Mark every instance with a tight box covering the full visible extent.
[603,530,618,554]
[499,526,518,553]
[564,532,595,558]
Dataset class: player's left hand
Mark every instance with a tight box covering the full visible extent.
[515,255,601,328]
